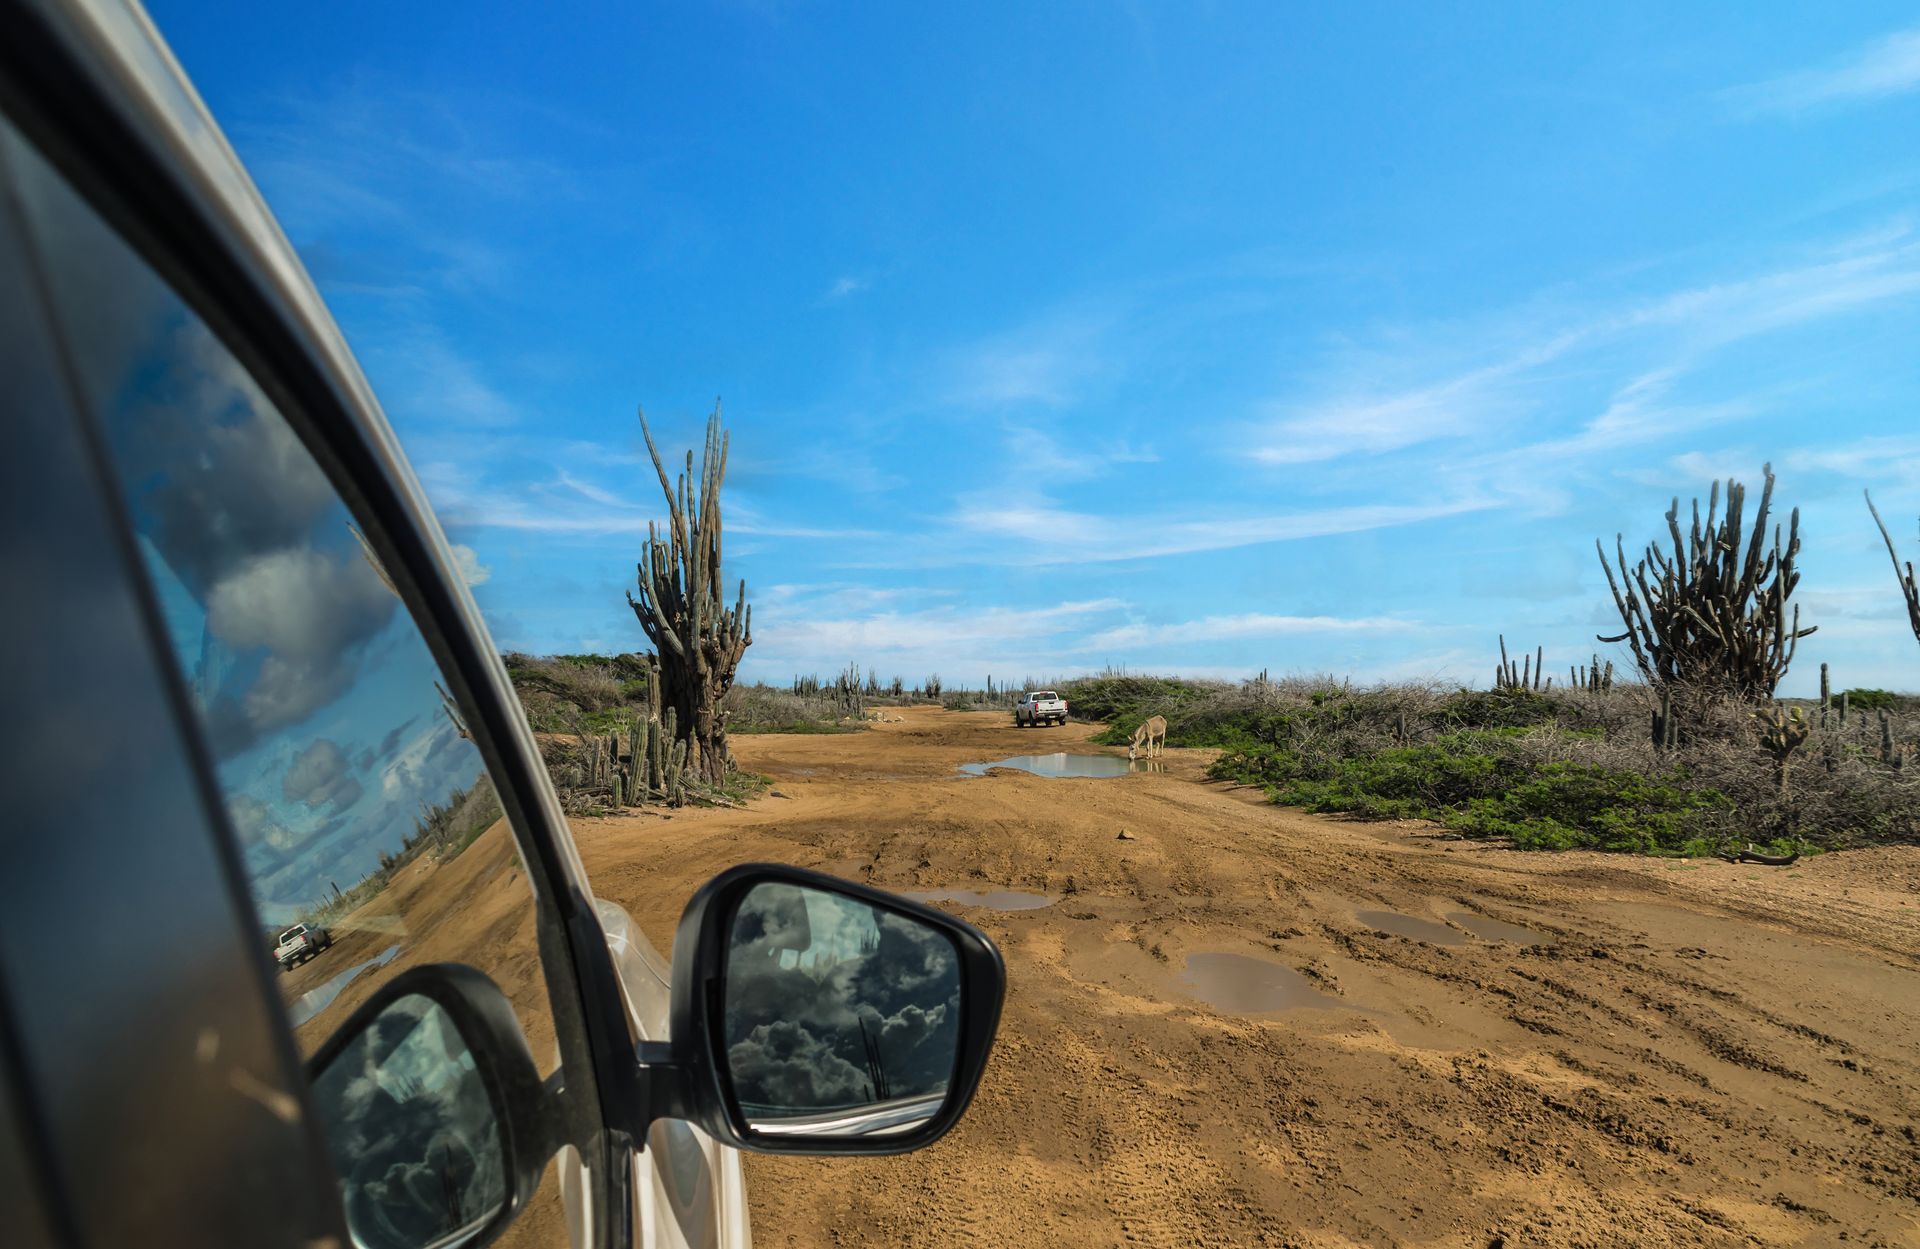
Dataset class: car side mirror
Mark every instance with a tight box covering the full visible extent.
[643,864,1006,1155]
[306,964,556,1249]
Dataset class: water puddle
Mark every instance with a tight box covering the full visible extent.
[1179,952,1342,1013]
[287,944,402,1027]
[1356,909,1469,947]
[904,888,1055,911]
[1445,911,1550,946]
[958,753,1134,778]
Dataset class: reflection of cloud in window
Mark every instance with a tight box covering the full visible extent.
[99,322,338,596]
[381,717,471,801]
[203,546,396,756]
[283,738,364,812]
[228,792,309,854]
[16,127,496,923]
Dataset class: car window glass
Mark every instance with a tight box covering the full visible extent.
[3,121,578,1249]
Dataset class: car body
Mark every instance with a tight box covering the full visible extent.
[275,923,332,970]
[1015,690,1069,727]
[0,4,1004,1249]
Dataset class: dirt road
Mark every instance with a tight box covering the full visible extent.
[573,706,1919,1247]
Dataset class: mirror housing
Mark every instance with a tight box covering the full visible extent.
[643,864,1006,1155]
[306,964,557,1249]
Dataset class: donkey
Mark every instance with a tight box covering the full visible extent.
[1128,715,1167,761]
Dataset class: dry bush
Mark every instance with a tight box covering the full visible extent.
[724,683,862,734]
[1098,672,1920,853]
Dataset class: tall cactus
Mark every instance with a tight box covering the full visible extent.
[1865,490,1920,647]
[626,404,752,786]
[1597,464,1814,699]
[1494,636,1544,692]
[1569,656,1614,693]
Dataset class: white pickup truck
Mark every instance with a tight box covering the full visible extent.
[1014,690,1069,727]
[275,922,332,972]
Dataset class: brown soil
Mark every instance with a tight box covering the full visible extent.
[571,707,1920,1249]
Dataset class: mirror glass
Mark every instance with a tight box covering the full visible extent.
[310,994,507,1249]
[722,882,963,1138]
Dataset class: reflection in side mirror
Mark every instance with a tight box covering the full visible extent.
[659,864,1006,1156]
[311,994,506,1249]
[306,965,551,1249]
[723,882,961,1138]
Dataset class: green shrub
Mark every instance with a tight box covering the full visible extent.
[1842,688,1900,710]
[1446,764,1733,854]
[1434,688,1558,729]
[1230,730,1735,856]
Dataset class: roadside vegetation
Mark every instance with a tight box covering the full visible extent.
[1059,471,1920,857]
[496,461,1920,856]
[1066,674,1915,855]
[298,773,503,931]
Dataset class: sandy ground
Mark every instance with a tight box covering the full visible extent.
[284,706,1920,1247]
[574,707,1920,1249]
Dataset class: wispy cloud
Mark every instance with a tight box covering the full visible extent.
[1723,27,1920,116]
[419,445,884,541]
[1002,424,1158,481]
[943,312,1115,407]
[365,327,519,427]
[1782,434,1920,484]
[744,598,1127,676]
[1079,612,1421,650]
[944,493,1493,565]
[1251,230,1920,468]
[823,275,868,301]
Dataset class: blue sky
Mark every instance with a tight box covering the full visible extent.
[152,2,1920,695]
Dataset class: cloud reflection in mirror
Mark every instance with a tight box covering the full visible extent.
[723,883,961,1137]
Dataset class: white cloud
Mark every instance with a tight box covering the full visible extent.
[370,328,518,427]
[1782,434,1920,484]
[824,275,867,300]
[426,465,881,541]
[1003,424,1158,481]
[944,492,1492,565]
[743,598,1127,678]
[1253,329,1584,465]
[944,313,1114,408]
[1251,233,1920,468]
[1079,613,1422,651]
[1724,28,1920,115]
[449,543,491,586]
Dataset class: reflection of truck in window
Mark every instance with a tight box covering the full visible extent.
[275,922,332,971]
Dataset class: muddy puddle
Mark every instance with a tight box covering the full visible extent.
[1180,952,1342,1013]
[288,943,402,1026]
[1355,909,1469,946]
[958,753,1134,778]
[1445,910,1550,945]
[904,888,1055,911]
